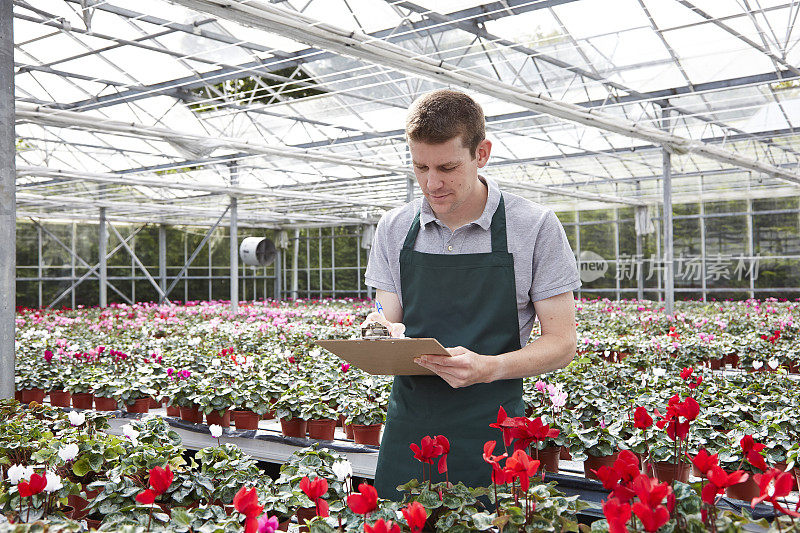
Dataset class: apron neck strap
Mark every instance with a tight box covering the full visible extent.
[490,194,508,253]
[402,194,509,252]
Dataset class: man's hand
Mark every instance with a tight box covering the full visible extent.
[414,346,495,388]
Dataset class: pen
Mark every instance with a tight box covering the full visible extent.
[375,301,384,317]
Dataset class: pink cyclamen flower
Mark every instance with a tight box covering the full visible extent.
[341,363,350,372]
[535,380,546,392]
[44,350,54,362]
[257,515,280,533]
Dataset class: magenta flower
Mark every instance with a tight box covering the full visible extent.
[44,350,54,363]
[258,515,280,533]
[341,363,350,372]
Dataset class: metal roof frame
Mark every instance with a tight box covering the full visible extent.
[10,0,800,228]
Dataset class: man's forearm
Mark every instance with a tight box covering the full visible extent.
[483,333,576,382]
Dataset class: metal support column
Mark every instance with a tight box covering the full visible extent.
[662,108,675,314]
[331,230,336,297]
[699,176,707,302]
[274,248,282,300]
[575,210,581,300]
[159,225,167,303]
[406,176,415,203]
[130,236,136,303]
[635,182,644,301]
[229,163,238,313]
[99,207,107,308]
[71,223,77,309]
[183,233,188,302]
[0,0,15,399]
[291,229,300,299]
[614,207,620,300]
[37,225,42,308]
[306,236,310,298]
[356,234,362,299]
[746,198,755,298]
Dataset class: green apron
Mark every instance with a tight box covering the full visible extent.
[374,194,525,499]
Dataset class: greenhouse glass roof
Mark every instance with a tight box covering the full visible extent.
[12,0,800,227]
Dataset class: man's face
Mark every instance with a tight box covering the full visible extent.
[409,136,490,217]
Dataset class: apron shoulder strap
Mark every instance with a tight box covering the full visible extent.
[402,210,422,251]
[490,194,508,253]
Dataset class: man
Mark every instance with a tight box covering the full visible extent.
[365,89,580,499]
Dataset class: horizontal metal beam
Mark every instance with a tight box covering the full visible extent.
[16,165,398,213]
[278,69,800,151]
[57,0,579,111]
[16,191,371,226]
[174,0,800,187]
[16,104,639,206]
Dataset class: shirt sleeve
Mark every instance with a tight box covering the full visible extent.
[364,215,397,294]
[530,210,582,302]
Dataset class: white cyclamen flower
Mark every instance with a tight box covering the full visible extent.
[652,368,666,378]
[67,411,86,426]
[752,360,764,370]
[121,424,140,446]
[7,464,34,485]
[768,359,779,370]
[44,471,63,493]
[58,443,79,462]
[332,459,353,482]
[209,424,223,438]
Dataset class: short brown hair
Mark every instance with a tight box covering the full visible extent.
[406,89,485,157]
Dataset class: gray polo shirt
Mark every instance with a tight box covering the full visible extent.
[365,176,581,347]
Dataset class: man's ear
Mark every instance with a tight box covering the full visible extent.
[476,139,492,168]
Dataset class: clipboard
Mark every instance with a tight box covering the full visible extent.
[315,338,450,375]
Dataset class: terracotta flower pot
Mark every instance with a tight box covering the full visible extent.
[261,410,275,420]
[726,473,760,501]
[278,518,291,531]
[708,358,722,370]
[652,461,690,484]
[337,414,345,427]
[166,405,181,417]
[68,495,90,520]
[70,487,101,520]
[125,398,151,414]
[280,417,307,438]
[206,409,231,428]
[584,451,620,480]
[94,396,118,411]
[344,423,354,440]
[307,418,336,440]
[352,423,382,446]
[560,447,573,461]
[234,410,261,430]
[534,446,561,474]
[49,389,72,408]
[21,388,46,404]
[14,390,23,401]
[72,393,93,409]
[180,405,204,424]
[149,397,162,409]
[296,506,317,533]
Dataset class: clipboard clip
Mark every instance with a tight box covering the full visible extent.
[361,323,391,339]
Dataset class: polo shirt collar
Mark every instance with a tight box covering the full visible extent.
[419,176,500,230]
